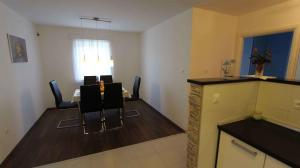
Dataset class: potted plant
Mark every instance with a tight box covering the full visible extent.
[250,48,272,77]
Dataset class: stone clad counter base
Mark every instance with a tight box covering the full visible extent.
[187,84,203,168]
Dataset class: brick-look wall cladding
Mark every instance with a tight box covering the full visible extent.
[186,84,203,168]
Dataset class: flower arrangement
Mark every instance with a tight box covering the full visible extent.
[250,48,272,65]
[250,48,272,77]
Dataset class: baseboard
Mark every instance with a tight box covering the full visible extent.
[47,107,56,110]
[139,99,185,133]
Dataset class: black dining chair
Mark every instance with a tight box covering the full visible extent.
[80,84,103,134]
[124,76,141,118]
[103,83,124,131]
[84,76,98,85]
[100,75,113,84]
[125,76,141,101]
[49,80,79,129]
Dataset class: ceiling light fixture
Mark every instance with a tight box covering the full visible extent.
[80,16,112,23]
[79,16,113,66]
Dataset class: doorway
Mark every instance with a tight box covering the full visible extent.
[240,31,293,78]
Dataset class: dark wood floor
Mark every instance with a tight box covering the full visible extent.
[0,100,184,168]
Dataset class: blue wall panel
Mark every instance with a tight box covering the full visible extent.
[241,31,293,78]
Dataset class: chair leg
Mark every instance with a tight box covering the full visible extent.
[81,113,86,126]
[125,110,140,118]
[82,111,107,134]
[121,108,124,126]
[83,126,89,135]
[101,110,106,131]
[103,109,123,132]
[98,110,105,133]
[57,118,81,129]
[82,113,89,135]
[124,99,140,118]
[56,107,81,129]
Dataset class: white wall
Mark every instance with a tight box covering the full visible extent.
[37,25,141,107]
[198,82,259,168]
[141,9,192,129]
[189,8,238,78]
[0,2,46,163]
[257,81,300,129]
[141,8,238,130]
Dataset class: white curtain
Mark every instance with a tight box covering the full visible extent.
[73,39,113,82]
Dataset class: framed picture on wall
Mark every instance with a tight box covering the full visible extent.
[7,34,28,63]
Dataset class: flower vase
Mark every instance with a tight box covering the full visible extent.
[255,64,264,77]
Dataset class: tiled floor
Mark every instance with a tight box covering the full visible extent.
[36,133,187,168]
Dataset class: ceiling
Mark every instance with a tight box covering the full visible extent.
[197,0,289,16]
[0,0,289,32]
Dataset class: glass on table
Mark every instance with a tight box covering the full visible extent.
[100,80,105,92]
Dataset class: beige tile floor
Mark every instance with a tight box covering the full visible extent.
[36,133,187,168]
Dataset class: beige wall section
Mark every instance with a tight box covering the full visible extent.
[235,0,300,79]
[0,2,46,163]
[189,8,238,78]
[257,82,300,129]
[198,82,259,168]
[141,9,192,129]
[37,25,141,107]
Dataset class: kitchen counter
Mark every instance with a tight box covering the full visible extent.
[187,77,300,86]
[218,118,300,168]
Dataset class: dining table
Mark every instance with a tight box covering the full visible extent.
[72,87,129,102]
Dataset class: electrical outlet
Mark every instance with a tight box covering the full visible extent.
[293,100,300,109]
[4,128,8,135]
[212,93,220,104]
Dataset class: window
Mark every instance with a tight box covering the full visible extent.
[73,39,113,82]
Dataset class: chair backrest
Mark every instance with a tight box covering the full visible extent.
[132,76,141,99]
[103,83,123,109]
[80,84,102,113]
[84,76,98,85]
[49,80,63,108]
[100,75,113,84]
